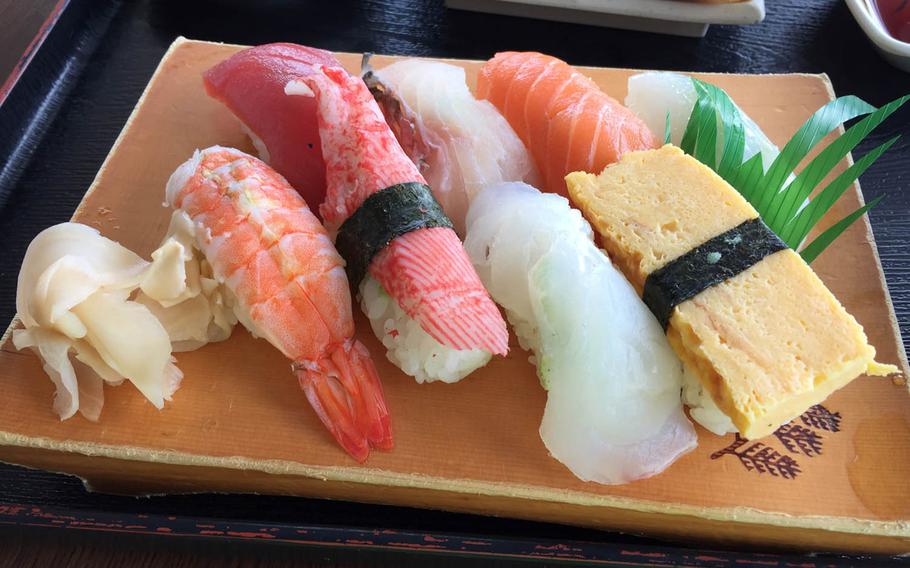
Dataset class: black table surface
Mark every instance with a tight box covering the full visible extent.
[1,0,909,565]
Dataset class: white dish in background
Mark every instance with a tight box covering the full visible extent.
[846,0,910,72]
[445,0,766,38]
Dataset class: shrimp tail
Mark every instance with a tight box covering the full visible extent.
[295,340,392,462]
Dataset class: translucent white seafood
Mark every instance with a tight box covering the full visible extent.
[625,71,781,171]
[366,58,541,235]
[464,182,697,484]
[13,223,182,420]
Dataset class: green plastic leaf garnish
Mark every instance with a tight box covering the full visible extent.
[679,77,907,263]
[800,195,883,264]
[782,136,899,247]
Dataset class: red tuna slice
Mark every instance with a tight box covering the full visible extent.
[203,43,341,210]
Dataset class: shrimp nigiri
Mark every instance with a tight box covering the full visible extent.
[166,146,391,462]
[285,66,509,384]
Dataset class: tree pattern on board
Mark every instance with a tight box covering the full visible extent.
[709,435,802,479]
[709,404,839,479]
[773,423,824,457]
[801,404,842,432]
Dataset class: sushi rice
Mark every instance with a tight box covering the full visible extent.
[680,365,736,436]
[360,276,491,383]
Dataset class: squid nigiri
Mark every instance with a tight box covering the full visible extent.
[286,65,509,384]
[476,52,657,197]
[203,43,341,208]
[464,182,696,484]
[625,71,781,171]
[363,58,540,235]
[166,145,391,462]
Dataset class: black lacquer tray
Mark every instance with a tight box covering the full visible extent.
[1,0,908,565]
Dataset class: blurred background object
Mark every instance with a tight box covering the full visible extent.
[445,0,765,37]
[847,0,910,71]
[0,0,67,106]
[872,0,910,41]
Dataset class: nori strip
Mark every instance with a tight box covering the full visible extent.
[335,182,453,287]
[642,217,787,330]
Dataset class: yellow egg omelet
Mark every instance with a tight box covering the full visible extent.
[566,145,896,439]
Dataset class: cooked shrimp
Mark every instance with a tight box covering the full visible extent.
[166,146,391,462]
[284,65,508,385]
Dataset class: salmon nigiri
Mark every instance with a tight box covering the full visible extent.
[204,43,341,209]
[476,52,658,197]
[286,65,509,384]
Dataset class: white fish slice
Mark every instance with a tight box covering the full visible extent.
[465,182,697,484]
[366,58,541,235]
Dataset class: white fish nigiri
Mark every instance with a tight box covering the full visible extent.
[464,182,696,484]
[626,71,781,171]
[365,58,540,235]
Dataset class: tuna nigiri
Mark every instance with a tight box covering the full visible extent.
[363,58,540,235]
[477,52,658,197]
[464,182,696,484]
[286,65,509,384]
[203,43,341,208]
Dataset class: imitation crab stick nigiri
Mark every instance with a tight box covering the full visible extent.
[203,43,341,209]
[285,65,509,384]
[476,52,658,197]
[166,145,391,462]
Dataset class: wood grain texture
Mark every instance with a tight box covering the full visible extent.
[0,0,908,565]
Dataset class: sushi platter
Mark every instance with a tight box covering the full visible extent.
[1,37,909,554]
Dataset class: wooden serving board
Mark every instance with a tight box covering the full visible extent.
[1,38,909,554]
